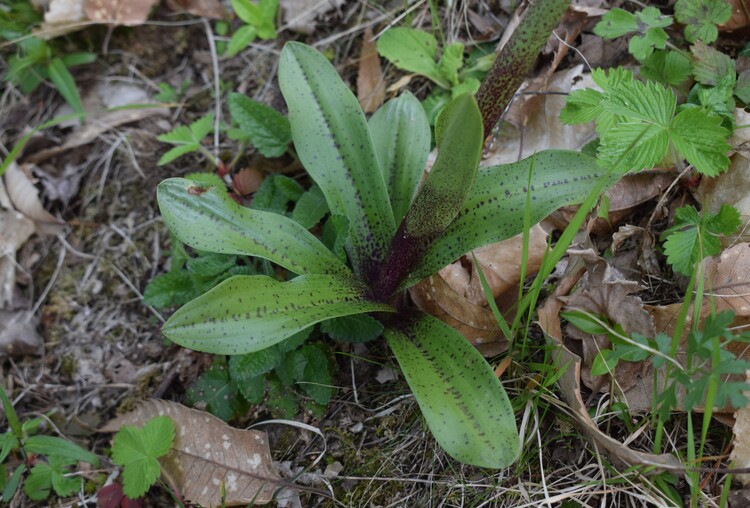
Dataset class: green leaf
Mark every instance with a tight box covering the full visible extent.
[279,42,395,282]
[593,7,671,60]
[376,28,449,88]
[233,372,265,404]
[0,387,22,439]
[561,310,610,335]
[228,93,291,157]
[663,204,740,275]
[669,107,730,176]
[292,185,329,229]
[437,42,464,86]
[163,274,394,355]
[275,350,306,386]
[157,115,213,165]
[692,41,736,86]
[407,151,611,288]
[375,94,483,299]
[675,0,732,43]
[736,70,750,104]
[24,435,99,466]
[60,52,97,68]
[560,87,604,125]
[24,456,81,500]
[321,214,349,262]
[1,465,24,502]
[47,58,84,117]
[641,50,693,86]
[186,358,246,420]
[384,313,518,468]
[143,271,197,308]
[157,177,349,277]
[226,25,257,57]
[229,347,282,379]
[369,92,431,224]
[320,314,384,343]
[111,416,175,499]
[298,345,334,404]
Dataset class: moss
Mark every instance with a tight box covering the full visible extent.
[60,354,77,377]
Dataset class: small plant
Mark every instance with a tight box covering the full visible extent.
[157,115,217,166]
[225,0,278,57]
[0,387,99,502]
[376,27,495,122]
[111,416,176,499]
[156,42,608,468]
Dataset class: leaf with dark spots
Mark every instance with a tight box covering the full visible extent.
[162,274,394,355]
[278,42,395,283]
[374,94,483,300]
[384,312,518,468]
[157,177,350,278]
[403,150,615,289]
[369,92,430,224]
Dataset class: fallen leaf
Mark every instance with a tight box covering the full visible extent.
[3,162,63,234]
[83,0,158,26]
[281,0,345,34]
[538,268,682,472]
[719,0,750,32]
[165,0,228,19]
[101,400,281,506]
[0,311,43,357]
[732,377,750,485]
[0,208,35,307]
[356,27,385,114]
[44,0,86,24]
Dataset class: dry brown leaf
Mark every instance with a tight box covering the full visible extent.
[720,0,750,31]
[3,163,64,234]
[731,372,750,485]
[281,0,345,34]
[561,251,655,403]
[0,209,35,308]
[0,311,43,357]
[101,400,281,506]
[538,271,682,472]
[356,27,385,114]
[165,0,228,19]
[83,0,158,25]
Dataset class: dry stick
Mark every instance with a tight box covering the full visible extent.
[475,0,570,137]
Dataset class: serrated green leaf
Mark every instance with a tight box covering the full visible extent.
[157,177,349,277]
[692,41,736,86]
[143,271,197,308]
[368,92,430,224]
[641,50,693,86]
[234,373,265,404]
[228,93,291,157]
[163,274,394,355]
[593,8,638,38]
[111,416,175,499]
[157,144,198,166]
[735,70,750,104]
[24,456,81,500]
[407,151,611,288]
[675,0,732,43]
[669,107,730,175]
[320,314,384,343]
[560,88,604,124]
[628,25,668,61]
[298,345,333,404]
[279,42,395,282]
[292,185,329,229]
[186,359,246,420]
[266,378,297,418]
[275,350,306,386]
[47,58,84,117]
[376,27,448,88]
[226,24,258,57]
[384,313,518,468]
[375,94,482,299]
[157,115,213,165]
[24,462,54,501]
[275,327,313,354]
[187,254,238,277]
[437,42,464,86]
[229,347,283,380]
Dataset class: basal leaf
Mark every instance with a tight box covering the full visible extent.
[279,42,395,283]
[225,24,257,57]
[162,274,394,355]
[384,312,518,468]
[375,27,448,88]
[47,58,84,117]
[227,93,291,157]
[375,94,482,299]
[669,107,730,176]
[368,92,430,224]
[157,177,349,277]
[407,151,610,287]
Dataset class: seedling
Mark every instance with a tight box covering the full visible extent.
[225,0,278,57]
[156,42,608,468]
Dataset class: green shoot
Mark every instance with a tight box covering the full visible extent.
[157,114,216,166]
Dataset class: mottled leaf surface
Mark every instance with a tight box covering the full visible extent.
[162,274,393,354]
[369,92,430,224]
[157,177,349,277]
[384,312,518,468]
[278,42,395,283]
[404,150,610,288]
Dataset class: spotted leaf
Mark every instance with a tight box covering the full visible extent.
[157,177,350,278]
[278,42,395,284]
[162,274,394,355]
[384,312,519,468]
